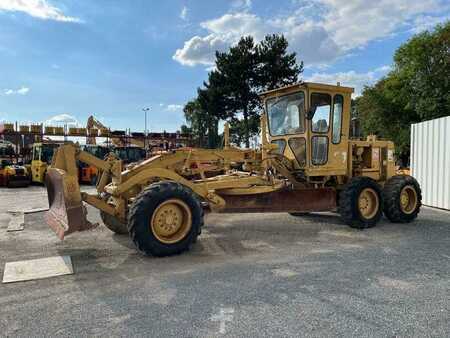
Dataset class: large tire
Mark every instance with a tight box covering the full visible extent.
[382,175,421,223]
[100,211,128,234]
[128,181,203,257]
[338,176,383,229]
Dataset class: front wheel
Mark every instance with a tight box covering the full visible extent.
[338,177,383,229]
[101,211,128,234]
[128,181,203,257]
[382,175,421,223]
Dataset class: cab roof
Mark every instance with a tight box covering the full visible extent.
[259,82,354,99]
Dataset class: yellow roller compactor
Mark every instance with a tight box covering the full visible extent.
[44,82,421,256]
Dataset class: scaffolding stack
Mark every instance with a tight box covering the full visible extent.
[0,121,191,156]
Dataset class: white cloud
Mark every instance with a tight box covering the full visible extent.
[0,0,82,22]
[201,13,267,40]
[305,65,391,96]
[16,87,29,95]
[45,113,78,126]
[173,0,449,67]
[158,103,184,112]
[180,6,188,20]
[3,86,30,95]
[173,34,230,66]
[319,0,441,51]
[410,14,450,33]
[231,0,252,11]
[166,104,183,112]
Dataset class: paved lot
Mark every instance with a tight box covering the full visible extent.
[0,186,449,337]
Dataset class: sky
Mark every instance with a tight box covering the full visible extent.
[0,0,449,133]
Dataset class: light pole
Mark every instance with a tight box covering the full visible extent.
[143,107,150,151]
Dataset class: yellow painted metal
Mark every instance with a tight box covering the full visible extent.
[150,199,192,244]
[81,192,121,219]
[44,81,403,240]
[2,123,14,132]
[31,159,47,184]
[400,185,418,214]
[223,122,230,149]
[358,188,379,219]
[31,142,68,184]
[217,182,285,195]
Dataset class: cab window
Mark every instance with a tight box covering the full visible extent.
[311,93,331,133]
[312,136,328,165]
[267,92,305,136]
[332,95,343,144]
[271,139,286,155]
[41,145,57,163]
[288,137,306,167]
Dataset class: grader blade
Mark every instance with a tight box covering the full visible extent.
[45,168,96,240]
[218,188,337,213]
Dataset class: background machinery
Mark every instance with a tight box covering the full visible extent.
[31,141,67,184]
[0,141,30,187]
[112,146,146,165]
[79,144,111,185]
[44,82,422,257]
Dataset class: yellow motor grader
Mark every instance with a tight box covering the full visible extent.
[45,82,421,256]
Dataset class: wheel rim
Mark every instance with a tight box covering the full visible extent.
[400,185,418,214]
[150,199,192,244]
[358,188,379,219]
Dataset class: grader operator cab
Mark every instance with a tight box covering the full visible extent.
[31,142,63,184]
[44,82,421,257]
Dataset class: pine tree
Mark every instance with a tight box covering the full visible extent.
[184,33,303,147]
[256,34,302,91]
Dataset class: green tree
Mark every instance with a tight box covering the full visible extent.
[214,35,301,147]
[179,124,192,135]
[184,34,302,148]
[256,34,303,91]
[215,36,260,147]
[356,22,450,163]
[197,87,221,148]
[183,99,207,147]
[393,22,449,119]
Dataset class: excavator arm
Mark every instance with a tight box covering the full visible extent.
[87,115,146,147]
[86,115,125,146]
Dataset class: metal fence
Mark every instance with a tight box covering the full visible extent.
[411,116,450,210]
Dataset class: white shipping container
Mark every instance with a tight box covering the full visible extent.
[411,116,450,210]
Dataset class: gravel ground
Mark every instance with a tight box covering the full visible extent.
[0,186,449,337]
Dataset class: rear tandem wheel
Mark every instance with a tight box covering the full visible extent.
[382,175,421,223]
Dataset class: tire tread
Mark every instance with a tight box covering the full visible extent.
[382,175,421,223]
[338,176,383,229]
[128,181,203,256]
